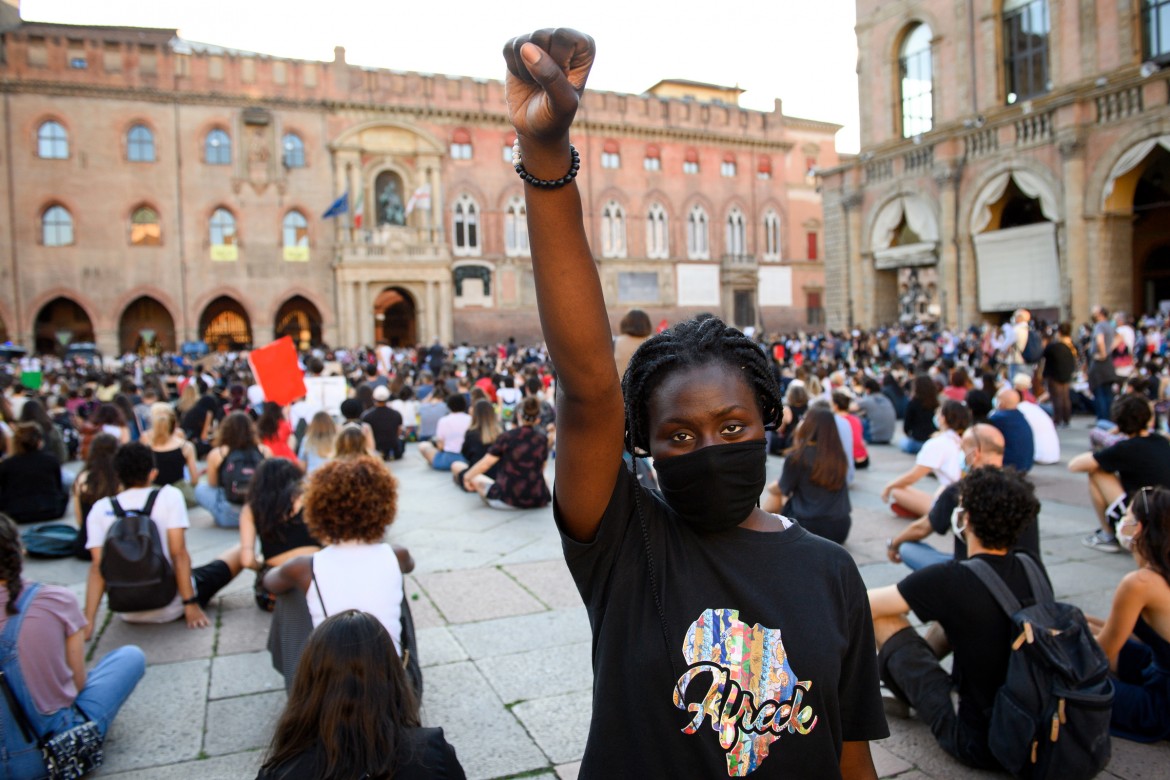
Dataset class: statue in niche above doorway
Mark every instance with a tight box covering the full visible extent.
[376,171,407,227]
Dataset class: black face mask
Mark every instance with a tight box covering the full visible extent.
[654,439,766,533]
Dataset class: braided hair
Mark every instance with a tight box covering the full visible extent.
[621,316,782,454]
[0,514,23,614]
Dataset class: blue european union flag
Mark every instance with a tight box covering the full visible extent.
[321,191,349,219]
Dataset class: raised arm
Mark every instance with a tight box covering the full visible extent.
[503,29,624,542]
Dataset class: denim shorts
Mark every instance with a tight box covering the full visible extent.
[431,451,467,471]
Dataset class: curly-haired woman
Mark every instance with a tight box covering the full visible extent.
[263,457,415,686]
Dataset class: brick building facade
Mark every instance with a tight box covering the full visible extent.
[820,0,1170,330]
[0,2,836,355]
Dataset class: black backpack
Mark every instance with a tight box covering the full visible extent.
[1022,329,1044,364]
[963,555,1112,780]
[100,489,177,613]
[220,447,262,505]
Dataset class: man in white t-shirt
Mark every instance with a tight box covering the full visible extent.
[1011,376,1060,465]
[84,443,242,636]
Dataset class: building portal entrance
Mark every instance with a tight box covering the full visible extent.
[374,287,416,347]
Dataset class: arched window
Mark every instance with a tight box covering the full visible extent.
[37,121,68,159]
[899,23,933,137]
[725,206,746,258]
[646,202,669,259]
[210,208,237,247]
[42,205,73,246]
[283,210,308,248]
[130,206,161,246]
[450,128,473,160]
[452,195,480,256]
[644,144,662,172]
[687,205,709,260]
[127,124,155,162]
[600,201,626,258]
[763,210,782,261]
[282,133,305,168]
[205,128,231,165]
[504,197,529,256]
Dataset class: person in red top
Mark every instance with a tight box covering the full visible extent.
[473,370,498,403]
[257,403,302,468]
[941,367,971,402]
[833,391,869,469]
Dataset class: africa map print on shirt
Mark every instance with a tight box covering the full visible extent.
[673,608,817,776]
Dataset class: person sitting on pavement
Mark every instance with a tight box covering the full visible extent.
[454,399,501,491]
[417,394,471,471]
[415,384,449,443]
[296,411,336,475]
[855,377,896,445]
[988,386,1034,473]
[762,408,852,544]
[85,442,243,632]
[1070,394,1170,553]
[0,423,68,524]
[195,412,272,529]
[257,610,465,780]
[71,433,120,559]
[1087,486,1170,742]
[147,403,200,507]
[900,374,939,455]
[882,400,971,519]
[362,385,405,461]
[769,383,807,455]
[0,513,146,779]
[238,458,322,612]
[450,396,551,510]
[1011,373,1060,465]
[833,391,869,469]
[868,466,1046,771]
[886,424,1041,570]
[257,403,302,469]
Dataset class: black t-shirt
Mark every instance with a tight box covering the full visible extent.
[256,727,465,780]
[0,451,65,522]
[1093,434,1170,498]
[927,481,1042,562]
[557,466,888,777]
[778,445,851,524]
[898,553,1049,737]
[903,399,936,442]
[362,406,404,457]
[1040,341,1076,382]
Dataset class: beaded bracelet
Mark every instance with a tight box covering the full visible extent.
[512,141,580,189]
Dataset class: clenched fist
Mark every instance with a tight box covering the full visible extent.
[503,28,595,162]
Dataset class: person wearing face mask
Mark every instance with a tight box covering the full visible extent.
[868,467,1049,771]
[1087,486,1170,742]
[501,28,887,778]
[886,425,1041,570]
[881,400,971,519]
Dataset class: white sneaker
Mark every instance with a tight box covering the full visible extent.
[1081,530,1121,553]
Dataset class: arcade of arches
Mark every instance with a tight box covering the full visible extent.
[119,296,176,355]
[35,298,94,354]
[200,297,252,352]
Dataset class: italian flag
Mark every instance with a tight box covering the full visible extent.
[353,191,365,229]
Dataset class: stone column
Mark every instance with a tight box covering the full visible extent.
[438,278,453,344]
[1060,137,1088,323]
[1099,213,1135,316]
[935,168,959,329]
[359,281,372,347]
[425,281,437,343]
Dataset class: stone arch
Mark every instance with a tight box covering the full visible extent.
[964,161,1062,234]
[1093,127,1170,213]
[866,192,941,252]
[33,295,95,354]
[373,286,418,347]
[24,288,98,338]
[199,295,252,351]
[274,295,323,350]
[334,119,446,156]
[119,296,177,354]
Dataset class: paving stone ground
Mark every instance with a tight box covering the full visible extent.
[25,424,1170,779]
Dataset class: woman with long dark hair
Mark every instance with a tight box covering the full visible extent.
[239,459,321,611]
[0,513,145,778]
[900,374,939,454]
[0,424,67,523]
[195,412,271,528]
[257,403,301,467]
[763,408,852,544]
[257,610,464,780]
[1089,486,1170,741]
[18,399,68,467]
[71,433,120,558]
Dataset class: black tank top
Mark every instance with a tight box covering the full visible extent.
[152,447,187,486]
[260,509,321,560]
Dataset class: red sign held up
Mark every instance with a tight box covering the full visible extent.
[247,336,306,407]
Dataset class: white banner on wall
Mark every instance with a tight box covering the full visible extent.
[972,222,1061,312]
[758,266,794,307]
[676,264,721,307]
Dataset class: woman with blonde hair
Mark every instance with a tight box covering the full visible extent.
[453,399,502,491]
[148,403,199,506]
[296,412,336,474]
[333,425,370,460]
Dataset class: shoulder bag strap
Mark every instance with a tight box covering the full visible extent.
[1016,553,1054,605]
[141,487,161,518]
[108,495,126,519]
[0,583,44,744]
[309,557,327,618]
[961,558,1023,618]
